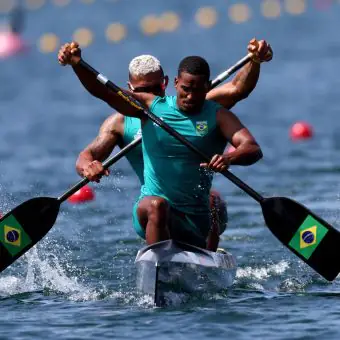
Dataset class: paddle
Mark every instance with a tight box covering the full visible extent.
[76,59,340,281]
[0,56,249,274]
[0,137,141,273]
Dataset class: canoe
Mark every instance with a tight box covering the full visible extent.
[134,239,237,306]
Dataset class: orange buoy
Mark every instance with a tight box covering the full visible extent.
[0,31,26,59]
[68,185,95,204]
[290,121,313,141]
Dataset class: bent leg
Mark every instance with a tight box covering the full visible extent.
[135,196,171,245]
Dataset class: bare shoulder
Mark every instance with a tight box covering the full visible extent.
[206,82,237,109]
[216,107,242,122]
[206,82,234,101]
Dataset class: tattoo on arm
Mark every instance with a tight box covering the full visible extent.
[88,130,119,161]
[231,62,260,100]
[206,62,260,109]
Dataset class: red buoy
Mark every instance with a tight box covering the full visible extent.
[290,121,313,141]
[68,185,95,204]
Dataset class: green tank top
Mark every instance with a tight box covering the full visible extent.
[141,96,227,215]
[122,116,144,184]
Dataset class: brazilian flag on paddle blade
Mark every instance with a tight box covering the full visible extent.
[289,215,328,260]
[0,215,32,257]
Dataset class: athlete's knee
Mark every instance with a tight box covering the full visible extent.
[150,197,169,210]
[142,197,170,226]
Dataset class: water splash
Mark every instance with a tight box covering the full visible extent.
[24,246,89,295]
[0,237,153,306]
[0,238,100,301]
[0,275,24,296]
[277,278,307,293]
[236,260,290,281]
[108,290,155,308]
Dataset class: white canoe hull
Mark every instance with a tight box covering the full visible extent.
[135,239,237,306]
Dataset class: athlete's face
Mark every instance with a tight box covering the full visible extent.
[174,72,210,114]
[128,70,168,97]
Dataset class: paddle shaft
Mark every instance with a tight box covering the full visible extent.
[58,55,252,203]
[78,58,264,203]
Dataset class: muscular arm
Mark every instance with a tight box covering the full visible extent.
[217,108,263,165]
[76,114,122,176]
[71,61,155,118]
[206,61,260,109]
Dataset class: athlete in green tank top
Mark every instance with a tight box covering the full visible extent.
[130,95,230,246]
[128,57,263,248]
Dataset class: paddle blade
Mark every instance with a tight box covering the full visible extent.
[261,197,340,281]
[0,197,60,273]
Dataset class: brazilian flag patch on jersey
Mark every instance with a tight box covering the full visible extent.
[196,121,208,136]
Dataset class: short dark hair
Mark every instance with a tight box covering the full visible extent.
[178,56,210,81]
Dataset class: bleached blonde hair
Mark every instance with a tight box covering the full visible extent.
[128,55,162,77]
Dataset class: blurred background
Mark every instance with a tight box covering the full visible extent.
[1,1,340,339]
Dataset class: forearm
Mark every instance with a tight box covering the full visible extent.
[72,62,143,117]
[72,62,111,101]
[231,61,260,101]
[226,143,263,166]
[206,61,261,109]
[59,43,148,116]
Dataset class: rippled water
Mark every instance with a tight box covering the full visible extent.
[1,2,340,339]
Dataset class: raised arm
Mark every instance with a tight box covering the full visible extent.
[58,42,155,118]
[206,38,273,109]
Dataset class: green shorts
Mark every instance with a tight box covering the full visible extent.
[132,198,210,248]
